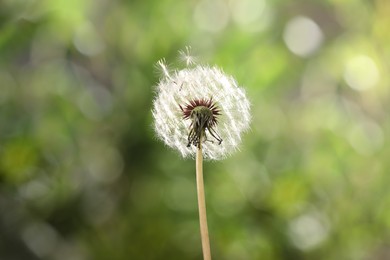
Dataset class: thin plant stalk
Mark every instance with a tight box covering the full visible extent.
[196,141,211,260]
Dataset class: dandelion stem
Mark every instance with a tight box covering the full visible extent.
[196,141,211,260]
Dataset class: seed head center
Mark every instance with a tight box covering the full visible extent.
[191,106,213,122]
[180,98,223,148]
[186,105,222,148]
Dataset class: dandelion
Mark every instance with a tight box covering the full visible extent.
[152,49,250,260]
[153,60,250,160]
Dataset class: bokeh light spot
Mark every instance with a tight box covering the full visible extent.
[288,212,329,251]
[344,55,380,91]
[194,0,230,32]
[73,22,105,56]
[283,16,323,57]
[229,0,271,32]
[22,222,59,258]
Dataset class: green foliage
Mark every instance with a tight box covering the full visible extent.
[1,0,390,259]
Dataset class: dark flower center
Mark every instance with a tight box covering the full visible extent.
[180,98,222,148]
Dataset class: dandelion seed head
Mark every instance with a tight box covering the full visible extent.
[152,50,251,160]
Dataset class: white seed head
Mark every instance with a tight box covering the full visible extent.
[152,51,251,160]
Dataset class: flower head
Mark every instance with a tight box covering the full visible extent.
[152,50,250,160]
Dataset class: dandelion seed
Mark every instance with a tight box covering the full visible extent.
[152,50,251,160]
[155,58,172,80]
[179,46,197,66]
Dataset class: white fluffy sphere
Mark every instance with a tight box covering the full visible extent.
[152,58,250,160]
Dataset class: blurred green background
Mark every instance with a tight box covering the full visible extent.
[1,0,390,259]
